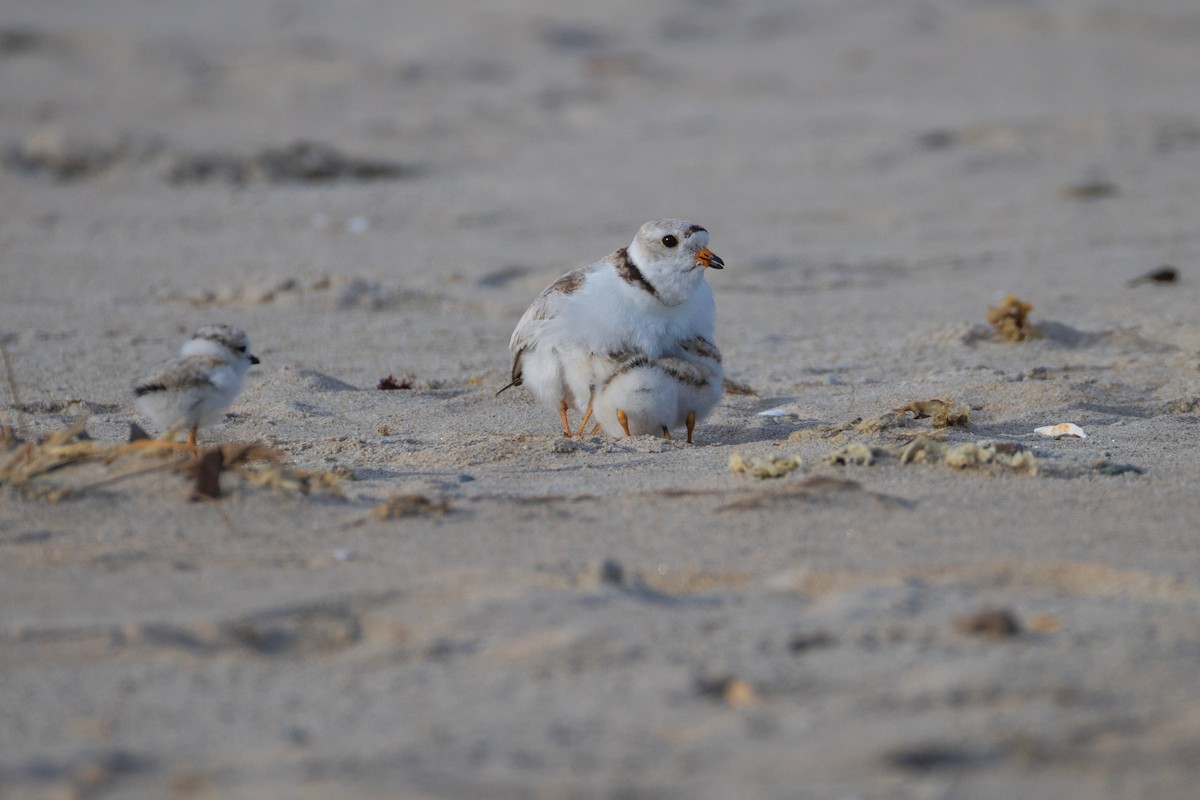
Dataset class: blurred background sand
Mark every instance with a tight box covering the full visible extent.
[2,1,1200,797]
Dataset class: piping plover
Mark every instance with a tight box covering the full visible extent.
[501,219,724,440]
[133,324,260,445]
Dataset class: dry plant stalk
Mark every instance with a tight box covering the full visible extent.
[0,418,114,488]
[2,420,342,501]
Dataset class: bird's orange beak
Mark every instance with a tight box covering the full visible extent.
[695,247,724,270]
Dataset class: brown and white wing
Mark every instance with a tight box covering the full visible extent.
[133,355,218,397]
[678,335,722,365]
[500,266,593,393]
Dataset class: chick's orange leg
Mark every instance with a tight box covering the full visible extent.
[616,409,631,437]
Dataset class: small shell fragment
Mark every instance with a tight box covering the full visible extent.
[1035,422,1086,439]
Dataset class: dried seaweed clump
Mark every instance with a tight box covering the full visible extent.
[823,443,885,466]
[728,452,802,479]
[853,411,912,435]
[987,294,1040,342]
[895,399,970,428]
[824,435,1037,475]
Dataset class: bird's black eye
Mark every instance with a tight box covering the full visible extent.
[662,235,678,248]
[235,345,247,353]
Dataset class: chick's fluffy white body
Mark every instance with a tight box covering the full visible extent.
[506,219,724,438]
[593,357,680,438]
[592,350,723,439]
[667,342,723,430]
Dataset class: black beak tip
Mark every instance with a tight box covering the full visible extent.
[249,355,261,365]
[709,257,725,270]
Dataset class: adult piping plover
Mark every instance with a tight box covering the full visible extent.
[501,219,724,441]
[133,324,260,445]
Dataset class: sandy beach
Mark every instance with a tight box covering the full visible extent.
[3,1,1200,797]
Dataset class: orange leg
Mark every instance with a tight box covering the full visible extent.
[187,426,198,447]
[616,409,632,437]
[558,399,572,437]
[662,427,671,440]
[574,397,594,438]
[589,423,601,436]
[686,411,696,444]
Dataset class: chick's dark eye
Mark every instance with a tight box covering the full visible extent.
[662,235,678,248]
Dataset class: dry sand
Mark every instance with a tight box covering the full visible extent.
[3,0,1200,797]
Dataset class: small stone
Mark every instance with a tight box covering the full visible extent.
[823,443,876,466]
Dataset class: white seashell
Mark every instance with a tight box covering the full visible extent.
[1034,422,1087,439]
[756,407,794,418]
